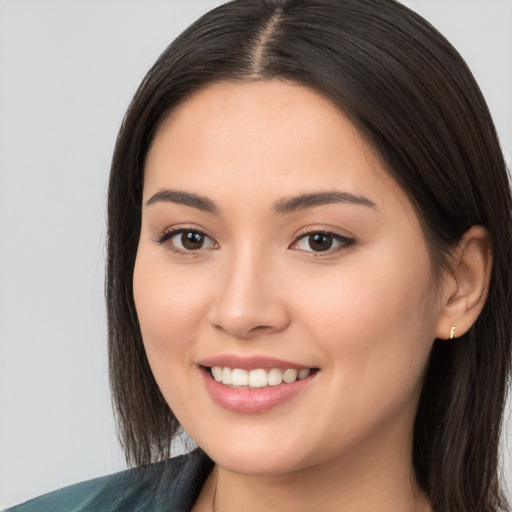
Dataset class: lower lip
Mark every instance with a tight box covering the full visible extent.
[200,367,316,413]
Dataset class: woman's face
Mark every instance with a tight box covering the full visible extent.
[134,80,444,475]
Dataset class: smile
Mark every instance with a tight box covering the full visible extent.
[210,366,312,388]
[200,362,318,413]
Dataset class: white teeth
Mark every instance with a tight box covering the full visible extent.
[211,366,223,382]
[248,369,268,388]
[210,366,313,388]
[282,368,298,383]
[298,369,311,380]
[231,368,249,386]
[267,368,283,386]
[222,367,233,385]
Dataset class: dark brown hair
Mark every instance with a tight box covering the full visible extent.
[106,1,512,511]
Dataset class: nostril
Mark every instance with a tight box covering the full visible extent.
[210,320,285,341]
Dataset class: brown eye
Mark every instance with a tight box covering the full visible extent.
[181,231,205,250]
[157,228,217,253]
[292,231,354,254]
[308,233,333,252]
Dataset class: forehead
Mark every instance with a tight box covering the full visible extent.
[152,80,368,162]
[144,80,404,210]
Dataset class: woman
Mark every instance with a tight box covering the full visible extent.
[7,0,511,511]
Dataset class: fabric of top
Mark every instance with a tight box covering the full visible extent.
[4,449,213,512]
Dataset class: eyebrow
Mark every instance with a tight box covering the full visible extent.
[146,189,219,214]
[145,188,377,214]
[273,191,377,214]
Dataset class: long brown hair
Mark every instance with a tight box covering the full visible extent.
[106,1,512,510]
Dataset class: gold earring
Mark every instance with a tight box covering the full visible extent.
[449,323,456,340]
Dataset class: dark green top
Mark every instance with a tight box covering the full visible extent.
[5,450,213,512]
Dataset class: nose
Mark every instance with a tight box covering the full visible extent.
[207,246,291,340]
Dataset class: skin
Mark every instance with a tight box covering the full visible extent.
[133,80,485,511]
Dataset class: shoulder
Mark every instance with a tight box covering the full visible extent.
[4,449,213,512]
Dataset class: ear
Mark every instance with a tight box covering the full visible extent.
[435,225,493,340]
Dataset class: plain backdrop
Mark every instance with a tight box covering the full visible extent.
[0,0,511,508]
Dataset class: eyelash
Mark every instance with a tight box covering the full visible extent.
[155,227,217,256]
[155,227,355,256]
[292,229,355,255]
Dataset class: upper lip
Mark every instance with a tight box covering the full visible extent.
[198,355,316,371]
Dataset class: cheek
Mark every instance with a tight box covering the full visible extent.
[133,252,209,364]
[132,251,215,421]
[295,258,434,334]
[289,247,437,393]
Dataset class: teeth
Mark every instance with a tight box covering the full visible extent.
[211,366,223,382]
[232,368,249,386]
[222,367,233,385]
[210,366,312,388]
[267,368,283,386]
[298,368,311,380]
[282,368,298,383]
[248,369,267,388]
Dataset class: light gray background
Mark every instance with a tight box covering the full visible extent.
[0,0,511,508]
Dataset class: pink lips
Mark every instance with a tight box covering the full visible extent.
[198,355,317,414]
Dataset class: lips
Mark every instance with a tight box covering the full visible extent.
[198,355,319,413]
[199,354,314,371]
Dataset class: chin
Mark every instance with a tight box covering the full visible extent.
[189,426,315,476]
[208,446,309,476]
